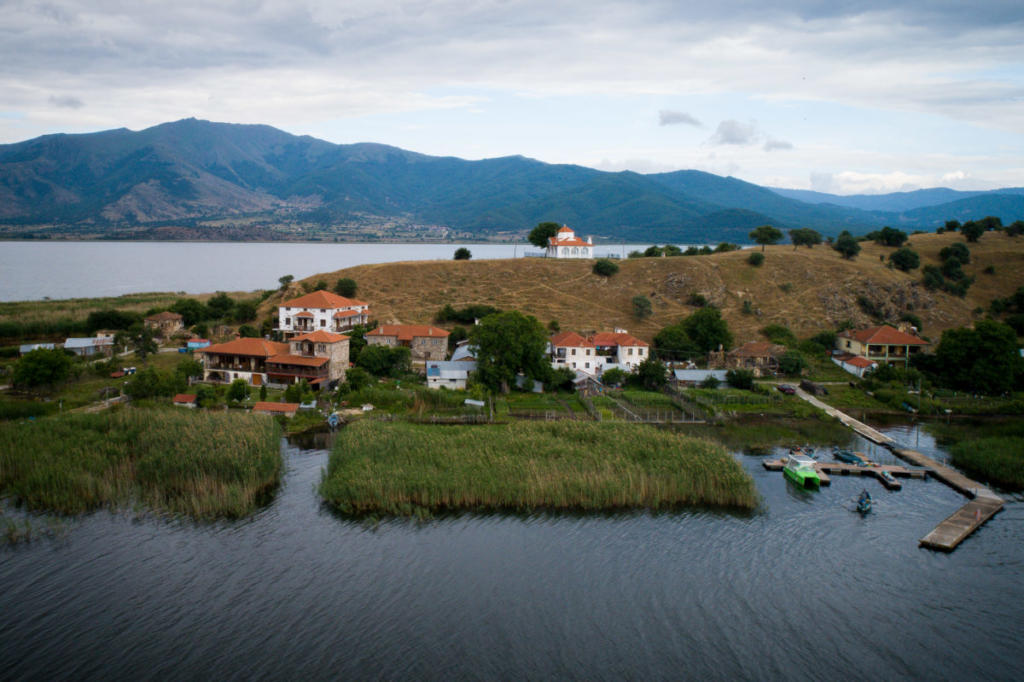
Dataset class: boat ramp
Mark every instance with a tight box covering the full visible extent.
[791,387,1005,552]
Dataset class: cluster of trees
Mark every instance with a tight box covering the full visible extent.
[628,243,740,258]
[652,307,733,361]
[11,348,73,391]
[166,292,259,328]
[940,217,1010,242]
[922,242,973,297]
[867,226,908,247]
[916,320,1022,395]
[989,286,1024,335]
[436,303,500,324]
[123,358,204,400]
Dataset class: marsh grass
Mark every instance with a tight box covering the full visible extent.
[683,418,852,452]
[950,437,1024,490]
[0,407,281,519]
[319,420,758,517]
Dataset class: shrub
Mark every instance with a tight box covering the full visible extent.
[761,324,797,346]
[687,292,708,307]
[889,247,920,272]
[601,368,627,387]
[747,252,765,266]
[725,369,755,390]
[592,259,619,277]
[453,247,472,260]
[334,278,358,297]
[939,243,970,265]
[778,351,807,376]
[700,375,721,389]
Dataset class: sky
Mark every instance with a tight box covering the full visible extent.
[1,0,1022,194]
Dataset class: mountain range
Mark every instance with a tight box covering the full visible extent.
[1,118,1021,242]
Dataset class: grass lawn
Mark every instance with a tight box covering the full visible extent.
[319,420,758,516]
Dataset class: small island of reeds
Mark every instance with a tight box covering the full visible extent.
[319,420,758,517]
[0,407,282,519]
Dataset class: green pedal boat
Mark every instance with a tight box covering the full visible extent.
[783,453,821,489]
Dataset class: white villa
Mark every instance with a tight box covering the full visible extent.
[276,290,370,339]
[546,225,594,258]
[550,329,649,375]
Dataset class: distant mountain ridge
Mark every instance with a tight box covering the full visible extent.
[1,118,1022,242]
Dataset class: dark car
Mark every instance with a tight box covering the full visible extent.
[776,384,796,395]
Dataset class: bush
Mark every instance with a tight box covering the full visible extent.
[334,278,358,297]
[725,369,755,390]
[761,324,797,346]
[889,247,920,272]
[592,259,619,277]
[778,351,807,376]
[700,375,721,389]
[747,252,765,266]
[688,292,708,307]
[227,378,251,403]
[601,367,627,387]
[453,247,472,260]
[939,243,970,265]
[632,295,652,319]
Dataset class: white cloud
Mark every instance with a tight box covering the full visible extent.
[659,110,702,126]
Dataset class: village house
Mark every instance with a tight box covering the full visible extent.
[251,402,299,418]
[546,225,594,258]
[835,325,929,368]
[172,393,198,408]
[426,360,478,390]
[708,341,787,376]
[266,330,350,387]
[832,354,878,378]
[365,325,449,363]
[276,290,370,339]
[201,338,290,386]
[144,311,184,337]
[550,330,649,375]
[64,336,115,358]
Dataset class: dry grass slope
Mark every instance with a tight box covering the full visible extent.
[271,232,1024,343]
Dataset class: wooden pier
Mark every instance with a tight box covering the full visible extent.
[763,458,925,490]
[793,388,1005,551]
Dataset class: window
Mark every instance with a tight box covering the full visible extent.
[628,348,633,355]
[571,348,576,355]
[285,318,291,325]
[317,344,326,353]
[585,362,590,368]
[321,309,326,313]
[638,348,644,356]
[320,319,326,327]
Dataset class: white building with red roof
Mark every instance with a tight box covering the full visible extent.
[276,290,370,338]
[550,329,649,374]
[546,225,594,258]
[836,324,929,368]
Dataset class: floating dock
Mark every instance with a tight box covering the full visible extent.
[763,458,925,490]
[793,388,1005,551]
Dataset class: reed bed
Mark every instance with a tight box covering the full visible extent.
[0,408,282,519]
[950,437,1024,490]
[319,420,758,517]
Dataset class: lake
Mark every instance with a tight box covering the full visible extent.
[0,241,660,301]
[1,422,1020,680]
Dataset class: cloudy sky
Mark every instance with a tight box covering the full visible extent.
[2,0,1022,193]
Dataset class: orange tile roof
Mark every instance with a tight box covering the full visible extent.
[729,341,786,357]
[367,325,450,342]
[557,225,574,233]
[840,325,928,346]
[550,331,594,347]
[590,332,649,347]
[549,236,592,247]
[333,309,366,319]
[291,330,348,343]
[201,338,289,357]
[295,311,314,318]
[281,290,368,309]
[267,354,329,367]
[172,393,197,403]
[842,355,876,368]
[252,402,299,414]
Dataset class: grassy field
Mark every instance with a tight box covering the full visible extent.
[262,231,1024,344]
[0,407,282,518]
[319,420,758,517]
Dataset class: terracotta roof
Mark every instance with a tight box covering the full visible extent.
[557,225,574,233]
[367,325,450,342]
[839,325,928,346]
[549,236,591,247]
[201,338,289,357]
[145,311,182,322]
[729,341,786,358]
[172,393,197,404]
[842,355,876,368]
[281,290,368,309]
[294,311,314,318]
[252,402,299,415]
[291,330,348,343]
[267,354,329,367]
[550,331,594,348]
[333,309,366,319]
[590,332,649,347]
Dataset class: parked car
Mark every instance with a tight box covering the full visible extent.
[776,384,796,395]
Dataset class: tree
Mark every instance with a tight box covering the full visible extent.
[643,245,664,258]
[1006,220,1024,237]
[652,323,700,361]
[357,345,411,377]
[592,259,619,277]
[749,225,783,251]
[601,367,627,387]
[238,325,260,338]
[334,278,358,297]
[546,366,577,392]
[227,378,251,403]
[284,379,312,404]
[663,244,683,256]
[873,226,908,247]
[232,300,258,323]
[944,220,961,232]
[12,348,71,391]
[630,357,668,390]
[125,367,168,399]
[259,384,268,401]
[170,298,209,326]
[833,231,861,259]
[700,375,721,389]
[129,324,158,360]
[932,320,1021,394]
[747,252,765,267]
[681,306,733,354]
[454,247,472,260]
[206,292,235,319]
[940,243,970,264]
[469,311,550,393]
[175,358,203,384]
[195,384,217,408]
[339,366,373,394]
[632,295,652,319]
[528,222,561,249]
[86,309,141,333]
[725,369,755,390]
[962,221,985,242]
[778,350,807,376]
[278,275,294,289]
[889,247,920,272]
[788,228,822,249]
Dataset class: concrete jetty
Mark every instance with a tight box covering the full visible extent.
[794,388,1004,551]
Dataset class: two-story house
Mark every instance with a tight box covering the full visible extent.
[276,290,370,339]
[835,325,929,368]
[144,311,185,337]
[550,330,649,375]
[266,330,350,388]
[201,338,290,386]
[365,325,449,363]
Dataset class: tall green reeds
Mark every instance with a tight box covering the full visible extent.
[0,408,281,518]
[950,437,1024,490]
[319,421,758,516]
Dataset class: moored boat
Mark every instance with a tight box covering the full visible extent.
[783,454,821,490]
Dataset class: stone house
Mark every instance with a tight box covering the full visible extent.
[144,311,184,337]
[365,325,449,363]
[266,330,350,387]
[276,290,370,338]
[708,341,787,376]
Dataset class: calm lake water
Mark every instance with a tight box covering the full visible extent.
[2,423,1021,680]
[0,241,656,302]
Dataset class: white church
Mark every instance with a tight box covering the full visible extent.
[546,225,594,258]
